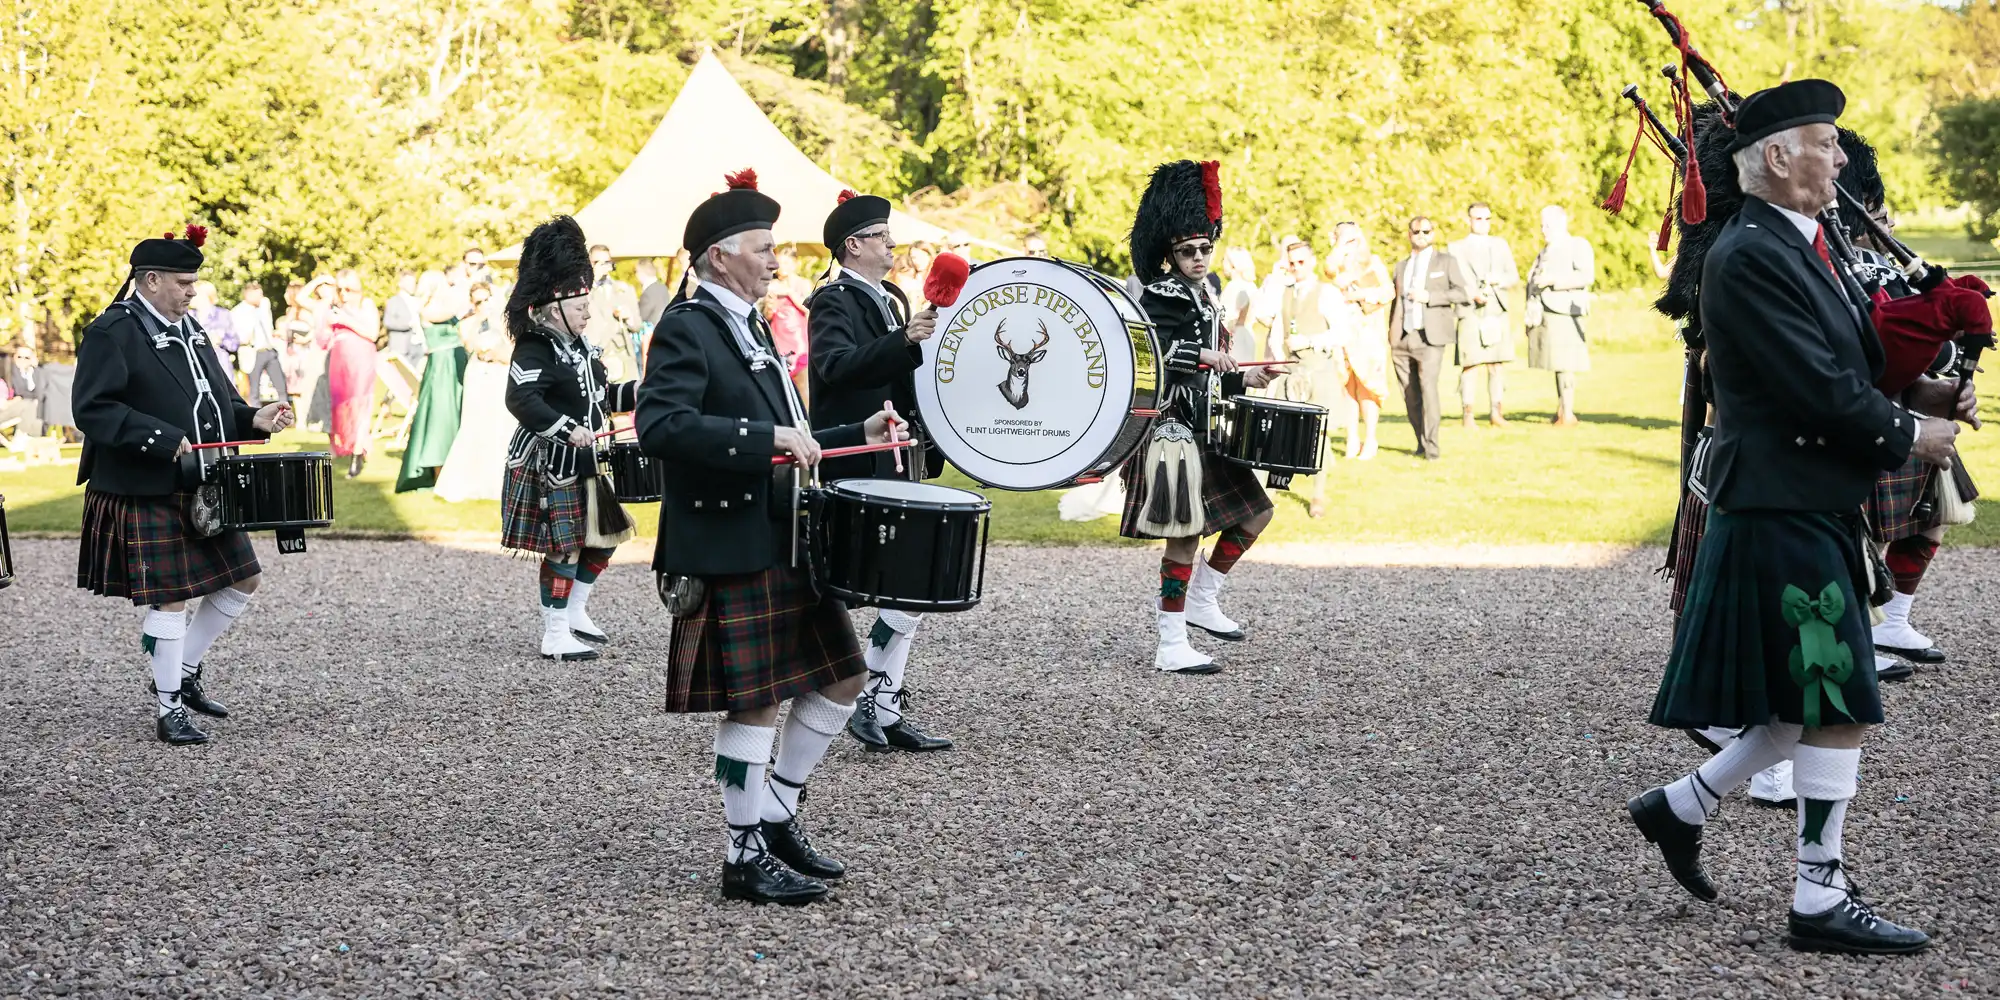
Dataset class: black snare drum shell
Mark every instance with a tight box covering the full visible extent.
[1219,396,1326,474]
[218,453,336,531]
[605,442,665,504]
[818,479,991,612]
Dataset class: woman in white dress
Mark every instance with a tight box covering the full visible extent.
[433,281,516,502]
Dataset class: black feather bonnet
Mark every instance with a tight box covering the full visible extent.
[506,215,593,339]
[1129,159,1223,280]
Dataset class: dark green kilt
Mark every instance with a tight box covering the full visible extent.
[1650,507,1883,729]
[663,565,864,714]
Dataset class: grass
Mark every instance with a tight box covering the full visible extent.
[7,290,1998,548]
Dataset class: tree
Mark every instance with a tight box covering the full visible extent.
[1934,97,2000,239]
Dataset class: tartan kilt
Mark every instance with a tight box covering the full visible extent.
[1118,446,1274,540]
[663,565,864,714]
[1668,491,1708,617]
[1650,507,1883,730]
[500,464,587,557]
[76,490,260,605]
[1867,453,1931,542]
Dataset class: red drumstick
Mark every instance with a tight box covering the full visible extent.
[188,440,267,451]
[1197,360,1292,370]
[770,439,914,466]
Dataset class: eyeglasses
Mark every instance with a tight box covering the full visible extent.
[1173,243,1216,258]
[1469,215,1491,222]
[853,229,895,244]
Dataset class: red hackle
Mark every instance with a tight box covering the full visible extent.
[1199,160,1223,223]
[724,168,759,191]
[183,224,208,247]
[837,189,858,204]
[924,252,971,307]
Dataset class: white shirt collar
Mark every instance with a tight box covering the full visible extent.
[132,292,178,330]
[1767,201,1821,243]
[698,280,756,320]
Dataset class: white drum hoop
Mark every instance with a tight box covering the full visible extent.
[917,257,1161,491]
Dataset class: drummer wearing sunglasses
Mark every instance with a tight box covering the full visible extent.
[1119,159,1284,676]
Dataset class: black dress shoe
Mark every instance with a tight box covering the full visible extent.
[177,669,230,718]
[847,698,889,751]
[1875,642,1946,664]
[1875,660,1916,682]
[882,718,953,752]
[721,852,828,905]
[1626,787,1717,901]
[155,706,210,746]
[1790,893,1931,955]
[760,817,845,879]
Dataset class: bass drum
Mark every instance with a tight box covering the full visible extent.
[916,257,1160,491]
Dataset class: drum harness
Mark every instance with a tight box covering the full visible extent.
[121,300,230,537]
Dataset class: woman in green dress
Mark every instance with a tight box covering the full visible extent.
[395,268,472,492]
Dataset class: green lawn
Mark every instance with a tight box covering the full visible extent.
[7,290,1998,547]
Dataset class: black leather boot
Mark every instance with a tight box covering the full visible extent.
[1789,864,1930,954]
[846,677,890,751]
[177,665,230,718]
[719,823,827,905]
[879,687,953,752]
[1626,786,1717,901]
[154,701,210,746]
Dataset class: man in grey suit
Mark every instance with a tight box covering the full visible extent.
[1388,216,1473,460]
[1526,205,1597,426]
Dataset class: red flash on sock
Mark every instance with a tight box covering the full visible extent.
[1159,559,1193,613]
[1208,526,1257,575]
[1884,536,1938,595]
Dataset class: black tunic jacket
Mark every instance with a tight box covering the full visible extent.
[72,300,266,495]
[637,289,864,577]
[1700,196,1916,512]
[1142,274,1242,430]
[805,277,938,482]
[503,327,637,486]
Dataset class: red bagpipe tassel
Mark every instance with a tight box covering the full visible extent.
[1602,112,1646,215]
[1681,155,1707,225]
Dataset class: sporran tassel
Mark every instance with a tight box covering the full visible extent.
[1148,459,1172,523]
[1174,457,1193,523]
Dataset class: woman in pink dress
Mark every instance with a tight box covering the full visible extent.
[320,271,380,478]
[763,246,813,404]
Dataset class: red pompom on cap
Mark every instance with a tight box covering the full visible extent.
[724,168,759,191]
[924,252,971,308]
[1199,160,1223,224]
[837,189,858,204]
[183,224,208,247]
[163,231,176,239]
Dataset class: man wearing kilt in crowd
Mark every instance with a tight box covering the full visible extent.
[72,227,296,745]
[1119,160,1284,675]
[499,216,640,663]
[638,170,908,905]
[1626,81,1975,954]
[805,189,952,753]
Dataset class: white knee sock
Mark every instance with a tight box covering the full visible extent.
[1881,591,1914,628]
[1664,721,1804,824]
[714,722,776,862]
[864,611,922,725]
[1792,745,1861,914]
[182,587,252,673]
[762,691,857,823]
[143,608,188,716]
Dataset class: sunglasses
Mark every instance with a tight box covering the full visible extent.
[1174,243,1216,258]
[1410,228,1434,235]
[1469,215,1491,222]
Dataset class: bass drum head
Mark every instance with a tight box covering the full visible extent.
[918,257,1158,492]
[829,477,991,510]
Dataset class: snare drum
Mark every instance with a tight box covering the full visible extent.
[602,442,664,504]
[214,452,335,552]
[1215,395,1327,490]
[0,493,14,590]
[814,478,991,612]
[918,257,1161,491]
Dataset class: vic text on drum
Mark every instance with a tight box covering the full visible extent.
[499,215,641,663]
[807,187,955,753]
[1119,160,1285,675]
[71,226,297,746]
[636,169,910,906]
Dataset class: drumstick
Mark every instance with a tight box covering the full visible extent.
[1197,360,1293,370]
[884,399,904,475]
[188,440,267,451]
[770,439,915,466]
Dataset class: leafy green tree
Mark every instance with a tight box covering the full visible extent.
[1934,97,2000,239]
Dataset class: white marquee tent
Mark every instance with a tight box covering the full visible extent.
[495,52,944,260]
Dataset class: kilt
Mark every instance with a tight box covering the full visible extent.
[1454,310,1516,367]
[1667,490,1708,617]
[76,490,260,605]
[663,565,865,714]
[500,464,587,557]
[1528,314,1590,373]
[1650,507,1883,730]
[1867,451,1979,542]
[1118,447,1274,540]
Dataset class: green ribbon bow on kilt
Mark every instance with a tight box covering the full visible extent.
[1783,582,1855,728]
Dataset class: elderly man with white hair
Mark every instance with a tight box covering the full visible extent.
[637,169,907,906]
[1626,79,1976,955]
[1525,204,1596,425]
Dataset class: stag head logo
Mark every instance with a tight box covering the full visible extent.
[993,320,1051,410]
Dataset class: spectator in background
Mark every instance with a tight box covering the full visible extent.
[321,270,381,478]
[946,230,976,265]
[1327,222,1395,461]
[463,246,494,288]
[584,243,641,382]
[1272,236,1348,516]
[1024,233,1051,258]
[301,276,339,431]
[1,343,44,438]
[763,246,813,399]
[232,282,287,406]
[1448,202,1520,428]
[190,281,237,376]
[890,243,935,308]
[637,258,671,329]
[382,270,423,370]
[1525,205,1597,427]
[279,281,318,422]
[399,267,470,489]
[1388,215,1474,461]
[1218,246,1261,364]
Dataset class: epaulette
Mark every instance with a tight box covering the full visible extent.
[1144,277,1189,300]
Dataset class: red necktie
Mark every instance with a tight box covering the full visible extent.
[1811,227,1835,275]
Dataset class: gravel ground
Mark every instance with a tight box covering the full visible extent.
[3,537,1998,999]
